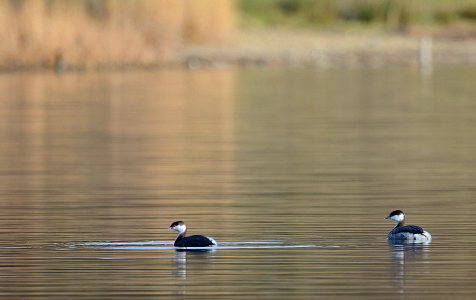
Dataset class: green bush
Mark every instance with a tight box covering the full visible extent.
[459,4,476,21]
[239,0,476,27]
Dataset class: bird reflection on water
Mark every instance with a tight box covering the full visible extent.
[389,243,431,294]
[173,249,216,296]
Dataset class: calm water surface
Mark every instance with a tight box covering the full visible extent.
[0,66,475,298]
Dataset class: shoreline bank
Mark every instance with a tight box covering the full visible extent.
[1,29,475,72]
[181,28,476,69]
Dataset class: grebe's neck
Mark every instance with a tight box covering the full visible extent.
[175,226,187,242]
[395,219,405,228]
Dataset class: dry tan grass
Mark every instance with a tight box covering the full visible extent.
[0,0,234,70]
[182,0,235,43]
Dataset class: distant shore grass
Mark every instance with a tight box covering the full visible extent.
[239,0,476,29]
[0,0,234,70]
[1,0,475,71]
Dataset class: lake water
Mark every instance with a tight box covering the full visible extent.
[0,66,475,298]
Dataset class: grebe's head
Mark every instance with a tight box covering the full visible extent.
[385,210,405,223]
[168,221,187,233]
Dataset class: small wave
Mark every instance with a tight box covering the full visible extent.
[56,240,337,250]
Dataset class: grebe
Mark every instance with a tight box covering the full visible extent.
[168,221,217,247]
[385,210,432,243]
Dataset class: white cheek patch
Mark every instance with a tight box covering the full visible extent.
[391,214,404,222]
[176,224,187,233]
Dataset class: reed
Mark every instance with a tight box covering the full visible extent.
[0,0,234,70]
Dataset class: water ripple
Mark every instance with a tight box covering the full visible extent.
[56,240,330,250]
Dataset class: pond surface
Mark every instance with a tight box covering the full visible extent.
[0,66,475,298]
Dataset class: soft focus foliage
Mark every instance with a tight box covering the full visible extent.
[0,0,234,69]
[240,0,476,27]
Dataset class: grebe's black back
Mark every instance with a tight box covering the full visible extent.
[168,221,217,247]
[385,210,432,243]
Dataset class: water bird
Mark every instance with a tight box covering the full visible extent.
[168,221,217,247]
[54,53,65,74]
[385,210,432,243]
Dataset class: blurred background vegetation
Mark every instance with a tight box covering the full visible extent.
[0,0,475,70]
[0,0,234,69]
[240,0,476,28]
